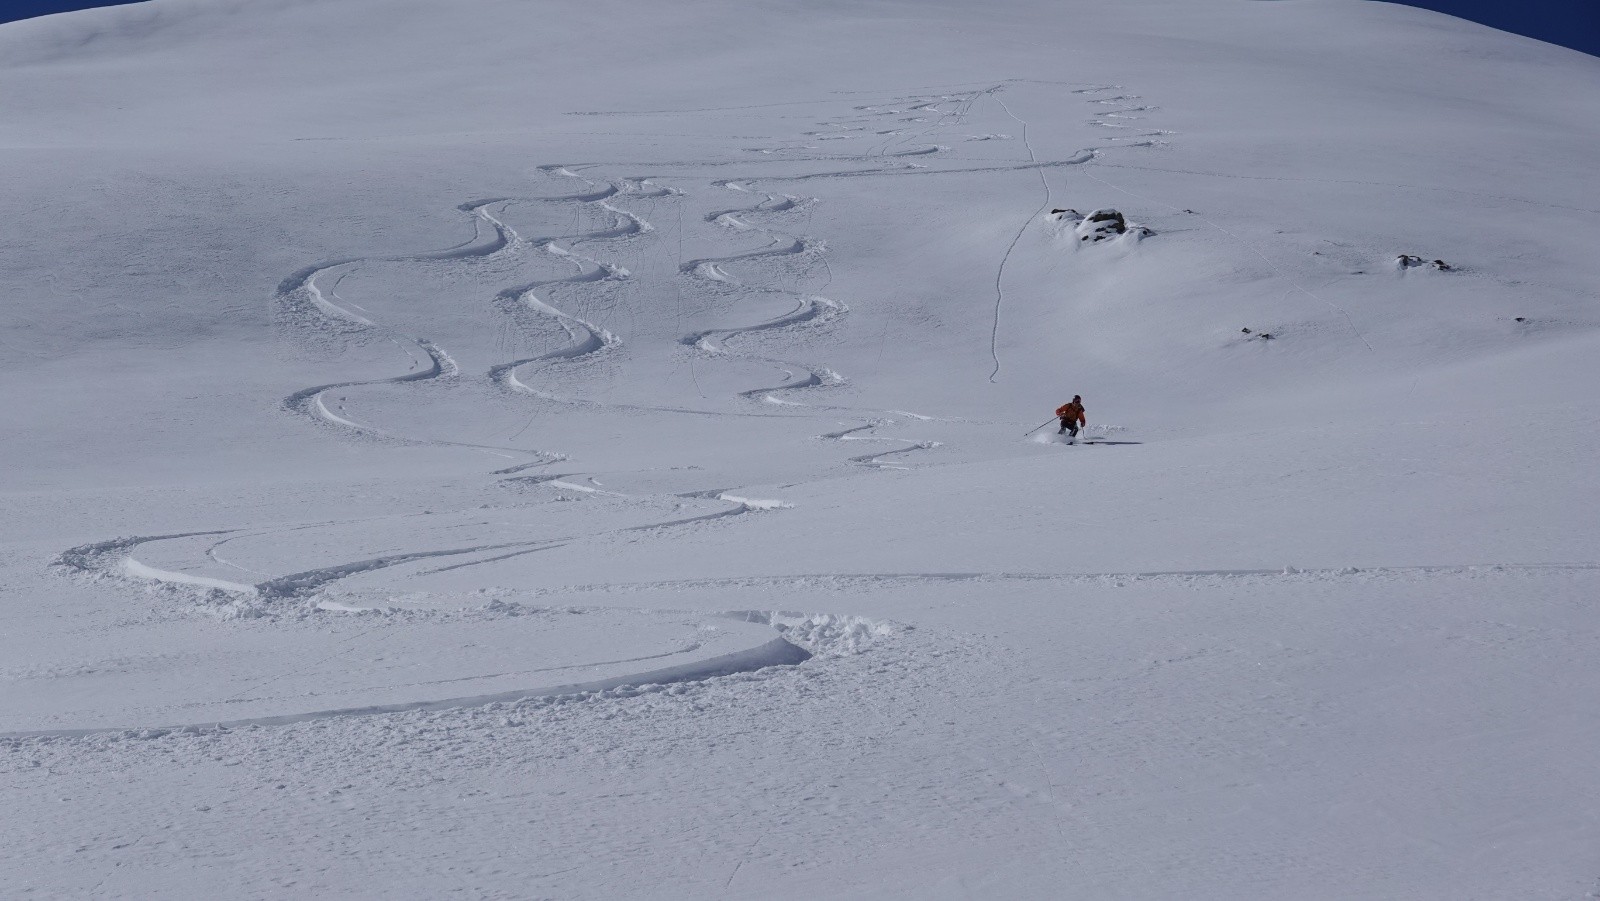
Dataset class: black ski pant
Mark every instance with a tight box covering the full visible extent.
[1058,418,1080,437]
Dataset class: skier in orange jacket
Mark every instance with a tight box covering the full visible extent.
[1056,395,1086,438]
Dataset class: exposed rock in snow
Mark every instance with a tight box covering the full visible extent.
[1396,253,1453,271]
[1050,207,1154,242]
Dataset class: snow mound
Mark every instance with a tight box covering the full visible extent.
[727,611,898,657]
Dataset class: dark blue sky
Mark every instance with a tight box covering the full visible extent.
[0,0,1595,58]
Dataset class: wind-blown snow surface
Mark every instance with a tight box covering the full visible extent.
[3,0,1599,896]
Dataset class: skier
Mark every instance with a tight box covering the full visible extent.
[1056,395,1086,439]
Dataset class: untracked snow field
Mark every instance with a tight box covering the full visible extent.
[3,0,1600,896]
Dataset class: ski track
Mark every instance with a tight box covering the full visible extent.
[486,168,742,417]
[988,90,1056,384]
[52,523,1596,736]
[0,609,898,739]
[57,531,241,582]
[276,198,536,458]
[57,485,797,612]
[475,170,853,425]
[488,257,626,401]
[817,419,942,469]
[677,183,848,403]
[0,635,814,740]
[279,169,675,461]
[276,198,518,331]
[513,562,1600,598]
[46,82,1191,738]
[282,338,457,438]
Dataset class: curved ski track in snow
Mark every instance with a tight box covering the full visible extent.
[817,420,941,470]
[486,168,651,401]
[483,174,847,421]
[275,197,570,465]
[679,185,848,402]
[0,636,813,740]
[277,174,671,462]
[282,338,457,439]
[57,483,799,614]
[478,168,817,425]
[2,606,908,738]
[276,199,518,332]
[57,531,241,584]
[988,91,1057,384]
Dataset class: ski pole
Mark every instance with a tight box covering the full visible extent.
[1023,417,1056,437]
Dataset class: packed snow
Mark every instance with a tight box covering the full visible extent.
[3,0,1599,896]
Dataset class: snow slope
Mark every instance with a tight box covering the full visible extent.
[2,0,1599,896]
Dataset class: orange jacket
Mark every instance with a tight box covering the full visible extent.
[1055,401,1086,425]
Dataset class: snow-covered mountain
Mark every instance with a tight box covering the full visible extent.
[3,0,1599,896]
